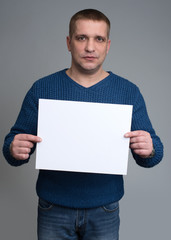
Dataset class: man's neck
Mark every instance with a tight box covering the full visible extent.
[66,68,109,88]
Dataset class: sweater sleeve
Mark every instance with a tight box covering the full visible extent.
[131,88,163,167]
[2,85,38,166]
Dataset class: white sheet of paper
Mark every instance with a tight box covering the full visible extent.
[36,99,132,175]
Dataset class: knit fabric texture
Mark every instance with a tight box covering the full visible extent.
[3,69,163,208]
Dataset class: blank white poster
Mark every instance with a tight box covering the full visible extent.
[36,99,132,175]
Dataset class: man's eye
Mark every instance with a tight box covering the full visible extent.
[96,37,105,42]
[77,36,86,41]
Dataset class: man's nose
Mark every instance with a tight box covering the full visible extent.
[85,39,95,52]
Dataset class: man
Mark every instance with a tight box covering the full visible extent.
[3,9,163,240]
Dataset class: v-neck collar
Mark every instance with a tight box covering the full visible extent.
[63,69,112,90]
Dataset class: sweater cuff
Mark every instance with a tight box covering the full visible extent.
[134,144,163,168]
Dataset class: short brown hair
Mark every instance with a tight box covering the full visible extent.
[69,9,111,38]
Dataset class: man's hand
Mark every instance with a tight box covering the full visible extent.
[124,130,153,158]
[10,134,42,160]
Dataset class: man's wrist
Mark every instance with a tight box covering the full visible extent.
[148,147,155,158]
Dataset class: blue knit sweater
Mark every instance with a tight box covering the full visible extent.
[3,69,163,208]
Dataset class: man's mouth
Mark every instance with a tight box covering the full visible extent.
[83,56,97,60]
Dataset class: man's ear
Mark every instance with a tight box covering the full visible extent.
[66,36,71,52]
[106,39,111,54]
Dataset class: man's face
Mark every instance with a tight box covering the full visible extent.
[67,19,111,74]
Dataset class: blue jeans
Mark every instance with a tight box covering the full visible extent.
[37,198,120,240]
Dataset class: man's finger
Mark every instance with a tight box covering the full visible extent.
[124,130,147,138]
[15,147,32,155]
[16,153,30,160]
[12,140,34,149]
[15,134,42,143]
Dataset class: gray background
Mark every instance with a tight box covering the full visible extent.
[0,0,170,239]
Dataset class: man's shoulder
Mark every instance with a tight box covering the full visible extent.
[33,69,66,86]
[109,71,138,90]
